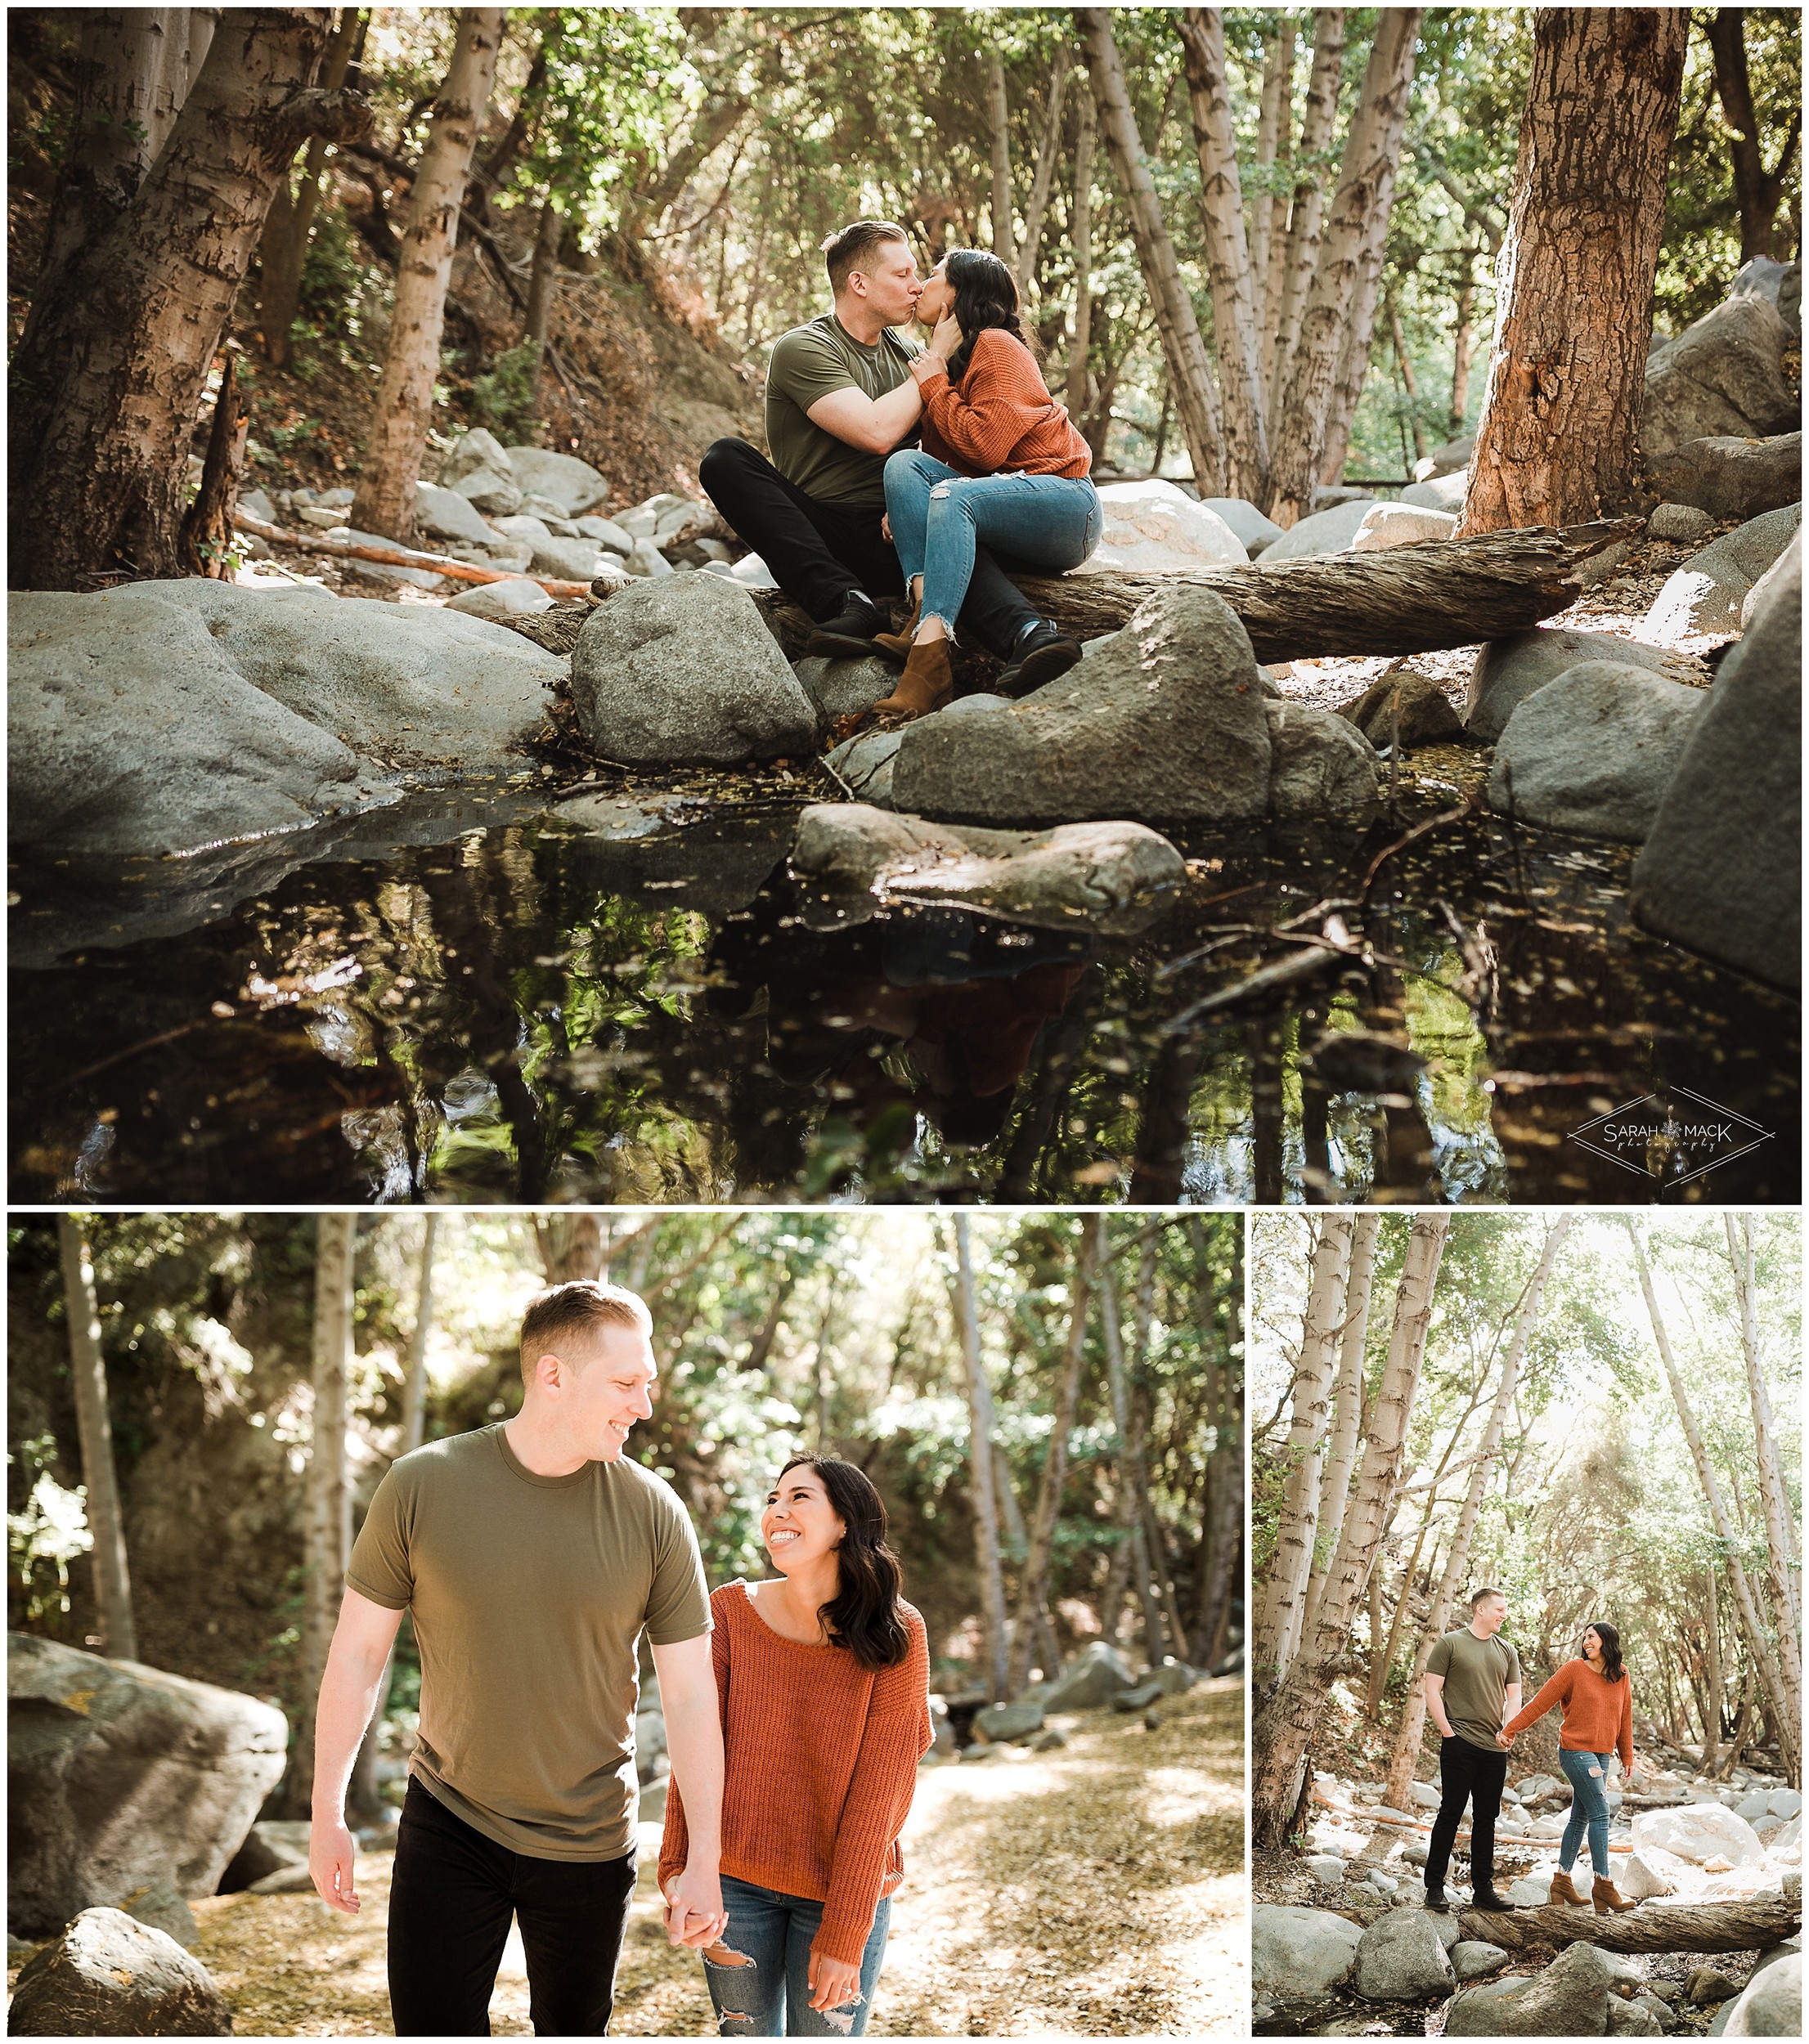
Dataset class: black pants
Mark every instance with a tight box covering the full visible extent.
[388,1779,637,2036]
[698,437,1039,657]
[1424,1735,1508,1896]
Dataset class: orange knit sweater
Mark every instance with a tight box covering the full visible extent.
[658,1580,933,1967]
[918,327,1092,479]
[1502,1656,1634,1769]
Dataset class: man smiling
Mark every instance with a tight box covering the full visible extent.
[307,1281,727,2036]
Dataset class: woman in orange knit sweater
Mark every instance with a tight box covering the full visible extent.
[660,1456,932,2036]
[1497,1620,1638,1912]
[873,248,1102,720]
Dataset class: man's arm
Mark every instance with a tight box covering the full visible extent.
[651,1633,728,1952]
[1502,1680,1522,1728]
[308,1587,404,1916]
[806,378,923,456]
[1425,1671,1456,1738]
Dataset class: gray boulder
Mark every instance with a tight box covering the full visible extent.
[1643,294,1798,459]
[1337,666,1466,749]
[1353,1905,1457,2001]
[973,1701,1046,1743]
[1742,527,1802,630]
[502,445,609,516]
[333,525,451,591]
[447,536,534,574]
[218,1821,308,1895]
[531,535,613,583]
[575,513,635,556]
[1417,433,1475,479]
[792,653,896,721]
[625,539,676,579]
[1353,502,1459,549]
[1649,433,1802,523]
[1781,261,1802,341]
[412,480,496,546]
[1447,1938,1641,2035]
[519,493,581,533]
[824,727,903,808]
[1609,1998,1668,2037]
[7,1908,232,2037]
[1035,1640,1138,1710]
[1261,496,1378,561]
[1650,502,1716,544]
[444,576,553,621]
[1264,700,1382,818]
[1201,496,1285,554]
[571,574,819,764]
[451,471,524,517]
[891,582,1271,825]
[8,1634,287,1938]
[1466,626,1708,742]
[1490,661,1708,841]
[1451,1941,1509,1983]
[441,425,514,486]
[1250,1904,1362,2000]
[1631,1801,1769,1867]
[1402,470,1470,513]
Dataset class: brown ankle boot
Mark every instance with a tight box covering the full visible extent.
[1548,1868,1588,1907]
[871,601,921,668]
[1592,1876,1637,1914]
[874,636,954,722]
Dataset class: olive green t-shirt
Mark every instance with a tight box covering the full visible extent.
[347,1423,709,1860]
[765,312,921,507]
[1427,1626,1523,1753]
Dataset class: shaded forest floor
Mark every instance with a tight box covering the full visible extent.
[175,1677,1242,2037]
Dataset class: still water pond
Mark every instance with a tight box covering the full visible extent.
[9,775,1798,1205]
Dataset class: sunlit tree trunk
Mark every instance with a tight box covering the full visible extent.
[352,7,503,542]
[1268,8,1345,425]
[1097,1224,1168,1669]
[986,47,1017,271]
[1250,14,1295,359]
[1449,260,1477,437]
[1317,194,1394,486]
[1192,1219,1243,1668]
[523,192,563,394]
[1707,9,1802,262]
[258,6,361,366]
[1457,9,1686,535]
[1703,1560,1726,1777]
[1302,1213,1378,1638]
[535,1215,604,1284]
[1066,81,1096,415]
[953,1217,1010,1702]
[56,1217,137,1662]
[1017,45,1071,296]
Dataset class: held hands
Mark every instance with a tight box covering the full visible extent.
[807,1950,863,2018]
[1497,1728,1515,1750]
[309,1817,360,1916]
[662,1867,730,1952]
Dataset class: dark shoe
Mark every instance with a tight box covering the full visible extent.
[1470,1889,1515,1912]
[806,593,887,657]
[997,621,1082,696]
[1423,1890,1450,1913]
[874,637,954,723]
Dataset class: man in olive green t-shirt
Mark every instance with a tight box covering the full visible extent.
[1422,1585,1524,1913]
[698,218,1039,669]
[307,1282,728,2036]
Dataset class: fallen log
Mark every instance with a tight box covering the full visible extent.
[231,512,597,598]
[1457,1892,1801,1957]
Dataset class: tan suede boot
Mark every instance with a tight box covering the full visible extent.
[871,599,921,668]
[1592,1876,1637,1914]
[874,636,954,722]
[1548,1868,1588,1907]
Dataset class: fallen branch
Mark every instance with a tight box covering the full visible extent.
[1162,915,1361,1033]
[231,512,595,598]
[1457,1892,1802,1957]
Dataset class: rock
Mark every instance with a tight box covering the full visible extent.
[1729,254,1792,308]
[1633,1990,1677,2033]
[1450,1941,1508,1982]
[973,1701,1047,1744]
[441,426,514,485]
[1307,1854,1347,1885]
[1739,1793,1775,1824]
[574,513,635,555]
[1650,502,1716,544]
[444,576,554,621]
[1417,434,1475,479]
[624,539,676,579]
[324,525,451,591]
[1250,1904,1363,1999]
[1769,1791,1802,1820]
[1772,1814,1802,1853]
[792,653,896,721]
[1466,626,1709,742]
[113,1876,200,1947]
[8,1635,286,1938]
[1402,470,1470,512]
[411,480,497,547]
[1353,502,1460,549]
[1314,484,1376,509]
[449,470,524,517]
[1649,433,1803,523]
[1261,496,1378,560]
[247,1862,316,1895]
[7,1907,232,2036]
[1030,1727,1068,1752]
[1619,1849,1681,1901]
[1741,528,1801,630]
[1427,1912,1462,1952]
[1505,1876,1553,1907]
[824,727,904,808]
[571,573,819,765]
[1403,1841,1430,1868]
[1631,1802,1769,1867]
[238,486,276,524]
[1368,1873,1399,1898]
[519,493,581,533]
[1446,1938,1640,2036]
[1083,477,1249,570]
[1353,1905,1457,2001]
[446,536,535,574]
[1717,1954,1801,2036]
[502,445,609,516]
[1489,661,1708,842]
[790,805,1185,938]
[1633,530,1800,987]
[1781,262,1802,341]
[1609,1999,1667,2036]
[892,582,1270,826]
[217,1821,308,1894]
[1642,294,1798,459]
[1035,1641,1139,1711]
[1689,1967,1743,2005]
[1264,700,1382,818]
[1202,496,1284,554]
[1336,665,1465,749]
[1753,1939,1801,1979]
[508,533,605,583]
[298,502,350,528]
[728,552,779,589]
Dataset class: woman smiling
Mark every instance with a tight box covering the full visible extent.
[659,1456,933,2036]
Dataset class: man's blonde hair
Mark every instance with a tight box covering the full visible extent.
[518,1281,650,1386]
[820,220,909,296]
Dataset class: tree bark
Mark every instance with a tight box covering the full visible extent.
[1268,9,1346,426]
[1018,45,1072,296]
[56,1217,138,1663]
[1097,1222,1168,1669]
[1461,1894,1802,1957]
[536,1214,605,1284]
[1077,10,1227,494]
[1450,259,1477,437]
[523,192,563,380]
[1268,8,1422,526]
[1303,1213,1379,1639]
[179,349,249,578]
[1389,293,1429,462]
[1250,16,1295,353]
[402,1213,438,1455]
[1066,78,1096,416]
[293,1213,355,1813]
[954,1217,1011,1702]
[987,47,1017,271]
[351,8,504,543]
[1703,1558,1725,1777]
[10,10,369,589]
[1707,10,1802,263]
[1193,1218,1243,1669]
[1317,199,1394,487]
[258,5,362,366]
[1457,10,1686,536]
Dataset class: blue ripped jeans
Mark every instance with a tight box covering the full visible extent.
[701,1874,891,2037]
[884,451,1102,642]
[1559,1747,1614,1876]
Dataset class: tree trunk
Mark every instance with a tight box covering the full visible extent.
[1703,1559,1724,1777]
[1461,1894,1802,1957]
[10,10,369,590]
[1192,1219,1243,1669]
[1077,10,1227,494]
[179,348,249,578]
[1389,292,1430,461]
[1129,1233,1192,1661]
[1250,16,1295,353]
[56,1217,137,1662]
[1178,9,1269,501]
[534,1214,605,1284]
[1303,1213,1379,1639]
[1383,1216,1574,1809]
[1268,8,1422,526]
[987,48,1017,271]
[1269,8,1346,425]
[402,1213,437,1455]
[258,5,362,366]
[1018,44,1072,296]
[523,191,563,386]
[293,1213,355,1814]
[351,8,503,543]
[1008,1223,1098,1697]
[1707,10,1802,262]
[1097,1221,1167,1669]
[1066,80,1096,415]
[1457,10,1686,536]
[953,1217,1010,1702]
[1252,1214,1448,1845]
[1449,261,1477,437]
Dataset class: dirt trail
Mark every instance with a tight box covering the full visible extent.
[176,1677,1242,2037]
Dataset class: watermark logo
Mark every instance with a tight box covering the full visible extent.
[1569,1087,1773,1190]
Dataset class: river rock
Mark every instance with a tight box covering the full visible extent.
[1716,1955,1801,2036]
[973,1701,1046,1744]
[571,573,818,764]
[442,426,514,485]
[1202,495,1284,554]
[1353,1904,1456,2000]
[1490,661,1708,841]
[1261,496,1378,560]
[217,1821,308,1894]
[1417,433,1475,479]
[625,539,676,579]
[1633,531,1799,987]
[1451,1940,1508,1982]
[502,445,609,516]
[1353,502,1459,549]
[1650,502,1717,544]
[1769,1791,1802,1819]
[518,493,581,534]
[1337,665,1465,748]
[1265,700,1382,818]
[1251,1904,1362,1999]
[1741,529,1801,630]
[444,576,554,621]
[789,805,1185,937]
[1466,626,1708,742]
[1642,294,1799,459]
[1631,1802,1769,1866]
[9,1634,287,1937]
[1084,478,1248,570]
[1609,1999,1667,2036]
[1447,1938,1640,2036]
[1505,1876,1554,1907]
[1644,503,1802,637]
[575,513,635,555]
[1402,469,1470,512]
[1035,1640,1138,1710]
[1308,1855,1348,1885]
[1650,433,1802,523]
[824,727,903,807]
[1619,1849,1682,1900]
[411,479,496,546]
[329,525,451,591]
[7,1908,232,2037]
[891,582,1270,826]
[792,653,896,721]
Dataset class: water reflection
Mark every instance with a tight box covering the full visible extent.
[8,797,1798,1205]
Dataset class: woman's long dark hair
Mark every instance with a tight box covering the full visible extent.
[944,247,1030,384]
[774,1455,909,1670]
[1583,1620,1627,1684]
